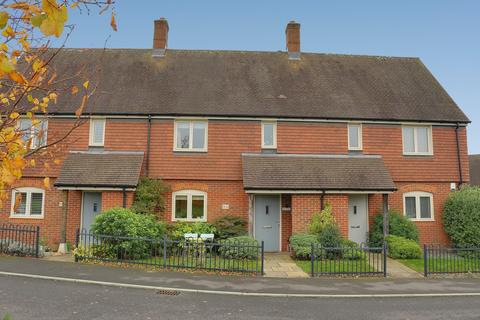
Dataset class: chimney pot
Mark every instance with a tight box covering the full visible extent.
[153,18,169,57]
[285,20,300,60]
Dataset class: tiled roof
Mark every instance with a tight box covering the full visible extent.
[54,151,144,188]
[44,49,469,123]
[242,153,396,192]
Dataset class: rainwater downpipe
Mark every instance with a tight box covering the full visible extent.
[146,114,152,177]
[455,123,464,188]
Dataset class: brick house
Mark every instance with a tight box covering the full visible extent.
[469,155,480,186]
[1,19,470,251]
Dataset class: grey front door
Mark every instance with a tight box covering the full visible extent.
[254,195,280,252]
[82,192,102,232]
[348,194,368,244]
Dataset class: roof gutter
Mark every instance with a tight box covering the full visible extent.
[455,122,464,187]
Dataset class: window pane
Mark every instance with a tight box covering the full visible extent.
[191,195,204,219]
[349,124,360,148]
[405,197,416,218]
[92,120,104,145]
[32,121,47,148]
[420,196,432,219]
[192,122,206,149]
[174,195,188,219]
[417,127,429,153]
[263,123,274,147]
[30,193,43,215]
[403,127,415,153]
[19,119,32,143]
[14,192,27,215]
[176,122,190,149]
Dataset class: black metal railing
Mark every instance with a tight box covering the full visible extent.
[310,242,387,277]
[75,229,264,275]
[0,224,40,257]
[424,245,480,276]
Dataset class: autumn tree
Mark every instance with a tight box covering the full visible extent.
[0,0,117,205]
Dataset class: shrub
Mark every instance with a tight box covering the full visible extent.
[90,207,165,259]
[443,186,480,247]
[167,221,216,240]
[318,223,342,248]
[130,177,167,217]
[309,204,336,236]
[370,210,419,247]
[289,233,319,259]
[218,236,259,259]
[385,235,422,259]
[340,239,366,260]
[212,215,247,240]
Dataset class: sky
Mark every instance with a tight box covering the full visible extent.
[64,0,479,154]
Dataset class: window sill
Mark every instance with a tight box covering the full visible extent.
[173,150,208,155]
[408,218,435,222]
[10,215,44,220]
[403,153,434,157]
[172,218,207,222]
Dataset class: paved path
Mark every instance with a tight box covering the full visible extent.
[387,257,423,278]
[1,256,480,296]
[263,253,309,278]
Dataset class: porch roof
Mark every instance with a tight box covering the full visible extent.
[54,151,144,189]
[242,153,396,193]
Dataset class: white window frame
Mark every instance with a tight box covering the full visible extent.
[89,118,106,147]
[261,121,277,149]
[173,120,208,152]
[172,190,207,222]
[402,125,433,156]
[10,187,45,219]
[18,118,48,149]
[403,191,434,221]
[348,122,363,151]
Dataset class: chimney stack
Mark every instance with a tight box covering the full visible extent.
[153,18,169,57]
[285,21,300,60]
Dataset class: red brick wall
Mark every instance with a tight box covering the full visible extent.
[101,191,134,212]
[291,194,349,238]
[281,213,292,251]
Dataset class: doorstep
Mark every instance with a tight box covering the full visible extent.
[263,253,309,278]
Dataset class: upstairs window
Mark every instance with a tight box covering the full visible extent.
[174,120,208,152]
[403,192,434,220]
[172,190,207,221]
[402,125,432,155]
[348,123,362,150]
[18,118,48,149]
[262,121,277,149]
[10,187,45,218]
[89,118,105,146]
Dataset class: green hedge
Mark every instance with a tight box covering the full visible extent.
[167,222,216,240]
[218,236,259,259]
[385,235,422,259]
[90,207,165,259]
[370,210,419,247]
[443,186,480,247]
[289,233,319,260]
[212,215,247,240]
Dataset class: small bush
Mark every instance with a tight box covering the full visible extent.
[370,210,419,247]
[340,239,366,260]
[289,233,319,259]
[212,215,247,240]
[309,204,336,236]
[90,207,165,260]
[167,222,216,240]
[218,236,259,259]
[130,177,168,217]
[318,223,342,248]
[385,235,422,259]
[443,186,480,247]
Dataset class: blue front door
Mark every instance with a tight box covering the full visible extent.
[254,195,280,252]
[82,192,102,232]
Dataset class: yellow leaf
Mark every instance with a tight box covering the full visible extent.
[70,2,79,9]
[9,71,27,84]
[0,11,8,30]
[71,85,78,95]
[39,0,68,37]
[0,56,15,74]
[83,80,89,89]
[32,59,43,72]
[43,177,50,189]
[110,13,117,32]
[2,25,14,37]
[30,159,36,167]
[49,92,57,103]
[9,112,19,119]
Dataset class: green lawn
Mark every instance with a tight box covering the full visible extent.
[295,259,380,275]
[398,257,480,274]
